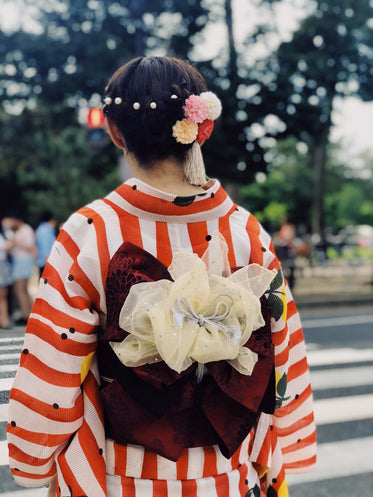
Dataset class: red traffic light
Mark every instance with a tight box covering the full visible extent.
[87,107,104,128]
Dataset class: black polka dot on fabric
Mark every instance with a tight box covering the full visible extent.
[272,478,277,483]
[132,185,137,190]
[87,218,93,224]
[261,247,267,252]
[211,192,215,198]
[69,327,76,334]
[206,235,212,241]
[68,274,74,281]
[270,425,273,431]
[295,394,299,399]
[22,349,29,355]
[53,403,59,409]
[98,448,103,455]
[14,468,19,471]
[297,438,301,443]
[11,421,16,427]
[61,333,68,340]
[245,479,248,485]
[44,278,48,284]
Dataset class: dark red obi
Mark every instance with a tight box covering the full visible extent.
[97,242,275,462]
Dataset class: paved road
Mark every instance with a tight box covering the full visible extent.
[0,304,372,496]
[287,304,373,497]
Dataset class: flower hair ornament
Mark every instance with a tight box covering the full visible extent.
[172,92,222,186]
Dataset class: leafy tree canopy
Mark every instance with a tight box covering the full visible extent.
[1,0,373,232]
[242,137,373,232]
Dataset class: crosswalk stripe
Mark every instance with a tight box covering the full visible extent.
[314,394,373,425]
[307,347,373,366]
[0,345,24,352]
[0,440,9,466]
[302,314,373,328]
[0,353,21,361]
[0,403,9,422]
[0,378,14,391]
[0,490,46,497]
[0,338,24,344]
[310,365,373,390]
[0,364,18,373]
[287,436,373,485]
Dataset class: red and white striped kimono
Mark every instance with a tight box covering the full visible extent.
[7,178,316,497]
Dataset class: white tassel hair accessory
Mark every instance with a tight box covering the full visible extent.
[184,142,206,186]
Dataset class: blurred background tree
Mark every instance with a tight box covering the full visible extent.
[0,0,372,241]
[247,0,373,238]
[0,0,210,224]
[241,137,373,233]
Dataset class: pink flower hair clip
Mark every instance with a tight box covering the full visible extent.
[172,92,222,145]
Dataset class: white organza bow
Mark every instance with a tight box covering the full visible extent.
[111,233,277,377]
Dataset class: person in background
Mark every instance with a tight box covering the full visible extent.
[7,56,316,497]
[35,210,57,277]
[0,219,13,329]
[275,219,297,288]
[10,214,36,326]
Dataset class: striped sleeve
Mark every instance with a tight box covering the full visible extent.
[7,210,105,487]
[271,285,317,473]
[245,214,316,475]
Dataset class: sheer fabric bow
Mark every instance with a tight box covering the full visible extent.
[112,233,277,376]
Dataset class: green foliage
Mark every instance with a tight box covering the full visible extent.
[0,102,119,225]
[241,138,313,229]
[325,183,368,228]
[341,246,373,261]
[0,0,209,106]
[1,0,373,229]
[242,137,373,232]
[258,202,288,231]
[252,0,373,143]
[0,0,209,224]
[327,245,373,261]
[245,0,373,235]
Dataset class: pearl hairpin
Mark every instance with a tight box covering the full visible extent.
[150,102,157,109]
[104,97,112,105]
[133,102,140,110]
[114,97,122,105]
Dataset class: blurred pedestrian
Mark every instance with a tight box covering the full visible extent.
[274,219,297,288]
[8,56,316,497]
[0,220,13,329]
[10,214,36,325]
[35,210,57,277]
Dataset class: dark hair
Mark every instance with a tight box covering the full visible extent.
[103,56,207,167]
[39,210,55,223]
